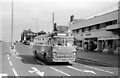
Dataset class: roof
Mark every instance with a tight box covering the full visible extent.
[70,10,118,30]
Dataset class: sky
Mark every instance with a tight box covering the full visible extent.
[0,0,119,42]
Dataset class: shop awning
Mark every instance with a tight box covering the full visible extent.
[98,36,119,40]
[106,24,120,30]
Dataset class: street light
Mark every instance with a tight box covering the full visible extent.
[11,0,14,46]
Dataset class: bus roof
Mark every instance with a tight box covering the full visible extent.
[34,33,74,39]
[53,35,74,38]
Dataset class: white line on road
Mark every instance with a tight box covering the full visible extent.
[9,61,13,66]
[67,66,96,74]
[0,73,8,78]
[7,56,10,60]
[50,67,70,76]
[84,65,114,74]
[12,68,19,76]
[7,54,13,66]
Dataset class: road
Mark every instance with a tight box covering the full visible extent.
[1,42,119,78]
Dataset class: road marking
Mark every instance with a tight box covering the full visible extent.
[84,65,114,74]
[7,56,10,60]
[9,61,13,66]
[7,54,13,66]
[29,67,44,76]
[9,46,18,55]
[67,66,96,74]
[0,73,8,78]
[7,52,19,77]
[12,68,19,76]
[16,56,22,60]
[50,67,70,76]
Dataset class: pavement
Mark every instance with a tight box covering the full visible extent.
[77,49,119,67]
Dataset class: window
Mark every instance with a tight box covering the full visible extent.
[111,20,117,25]
[96,24,100,29]
[78,29,82,33]
[100,23,106,28]
[72,30,75,33]
[84,27,89,32]
[91,25,97,30]
[82,28,84,32]
[89,26,91,31]
[76,29,79,33]
[105,19,117,27]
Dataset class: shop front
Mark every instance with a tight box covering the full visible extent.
[83,38,98,51]
[98,36,120,54]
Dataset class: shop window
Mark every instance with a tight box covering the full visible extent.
[108,40,113,48]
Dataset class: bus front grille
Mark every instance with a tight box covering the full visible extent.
[55,53,74,58]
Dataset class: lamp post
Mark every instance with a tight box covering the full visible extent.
[11,0,14,46]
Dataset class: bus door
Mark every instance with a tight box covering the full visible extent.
[45,38,54,59]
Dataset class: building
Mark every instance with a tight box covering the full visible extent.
[37,31,46,35]
[56,25,68,33]
[69,9,120,54]
[53,23,68,33]
[21,29,36,44]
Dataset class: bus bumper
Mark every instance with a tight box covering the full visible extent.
[52,58,76,62]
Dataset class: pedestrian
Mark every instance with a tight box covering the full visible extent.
[86,43,88,52]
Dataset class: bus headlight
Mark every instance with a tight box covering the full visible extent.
[52,49,57,56]
[53,52,56,56]
[73,52,76,56]
[53,52,57,58]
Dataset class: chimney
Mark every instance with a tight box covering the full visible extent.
[70,15,74,22]
[53,23,57,32]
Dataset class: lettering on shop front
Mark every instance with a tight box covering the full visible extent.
[86,33,91,36]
